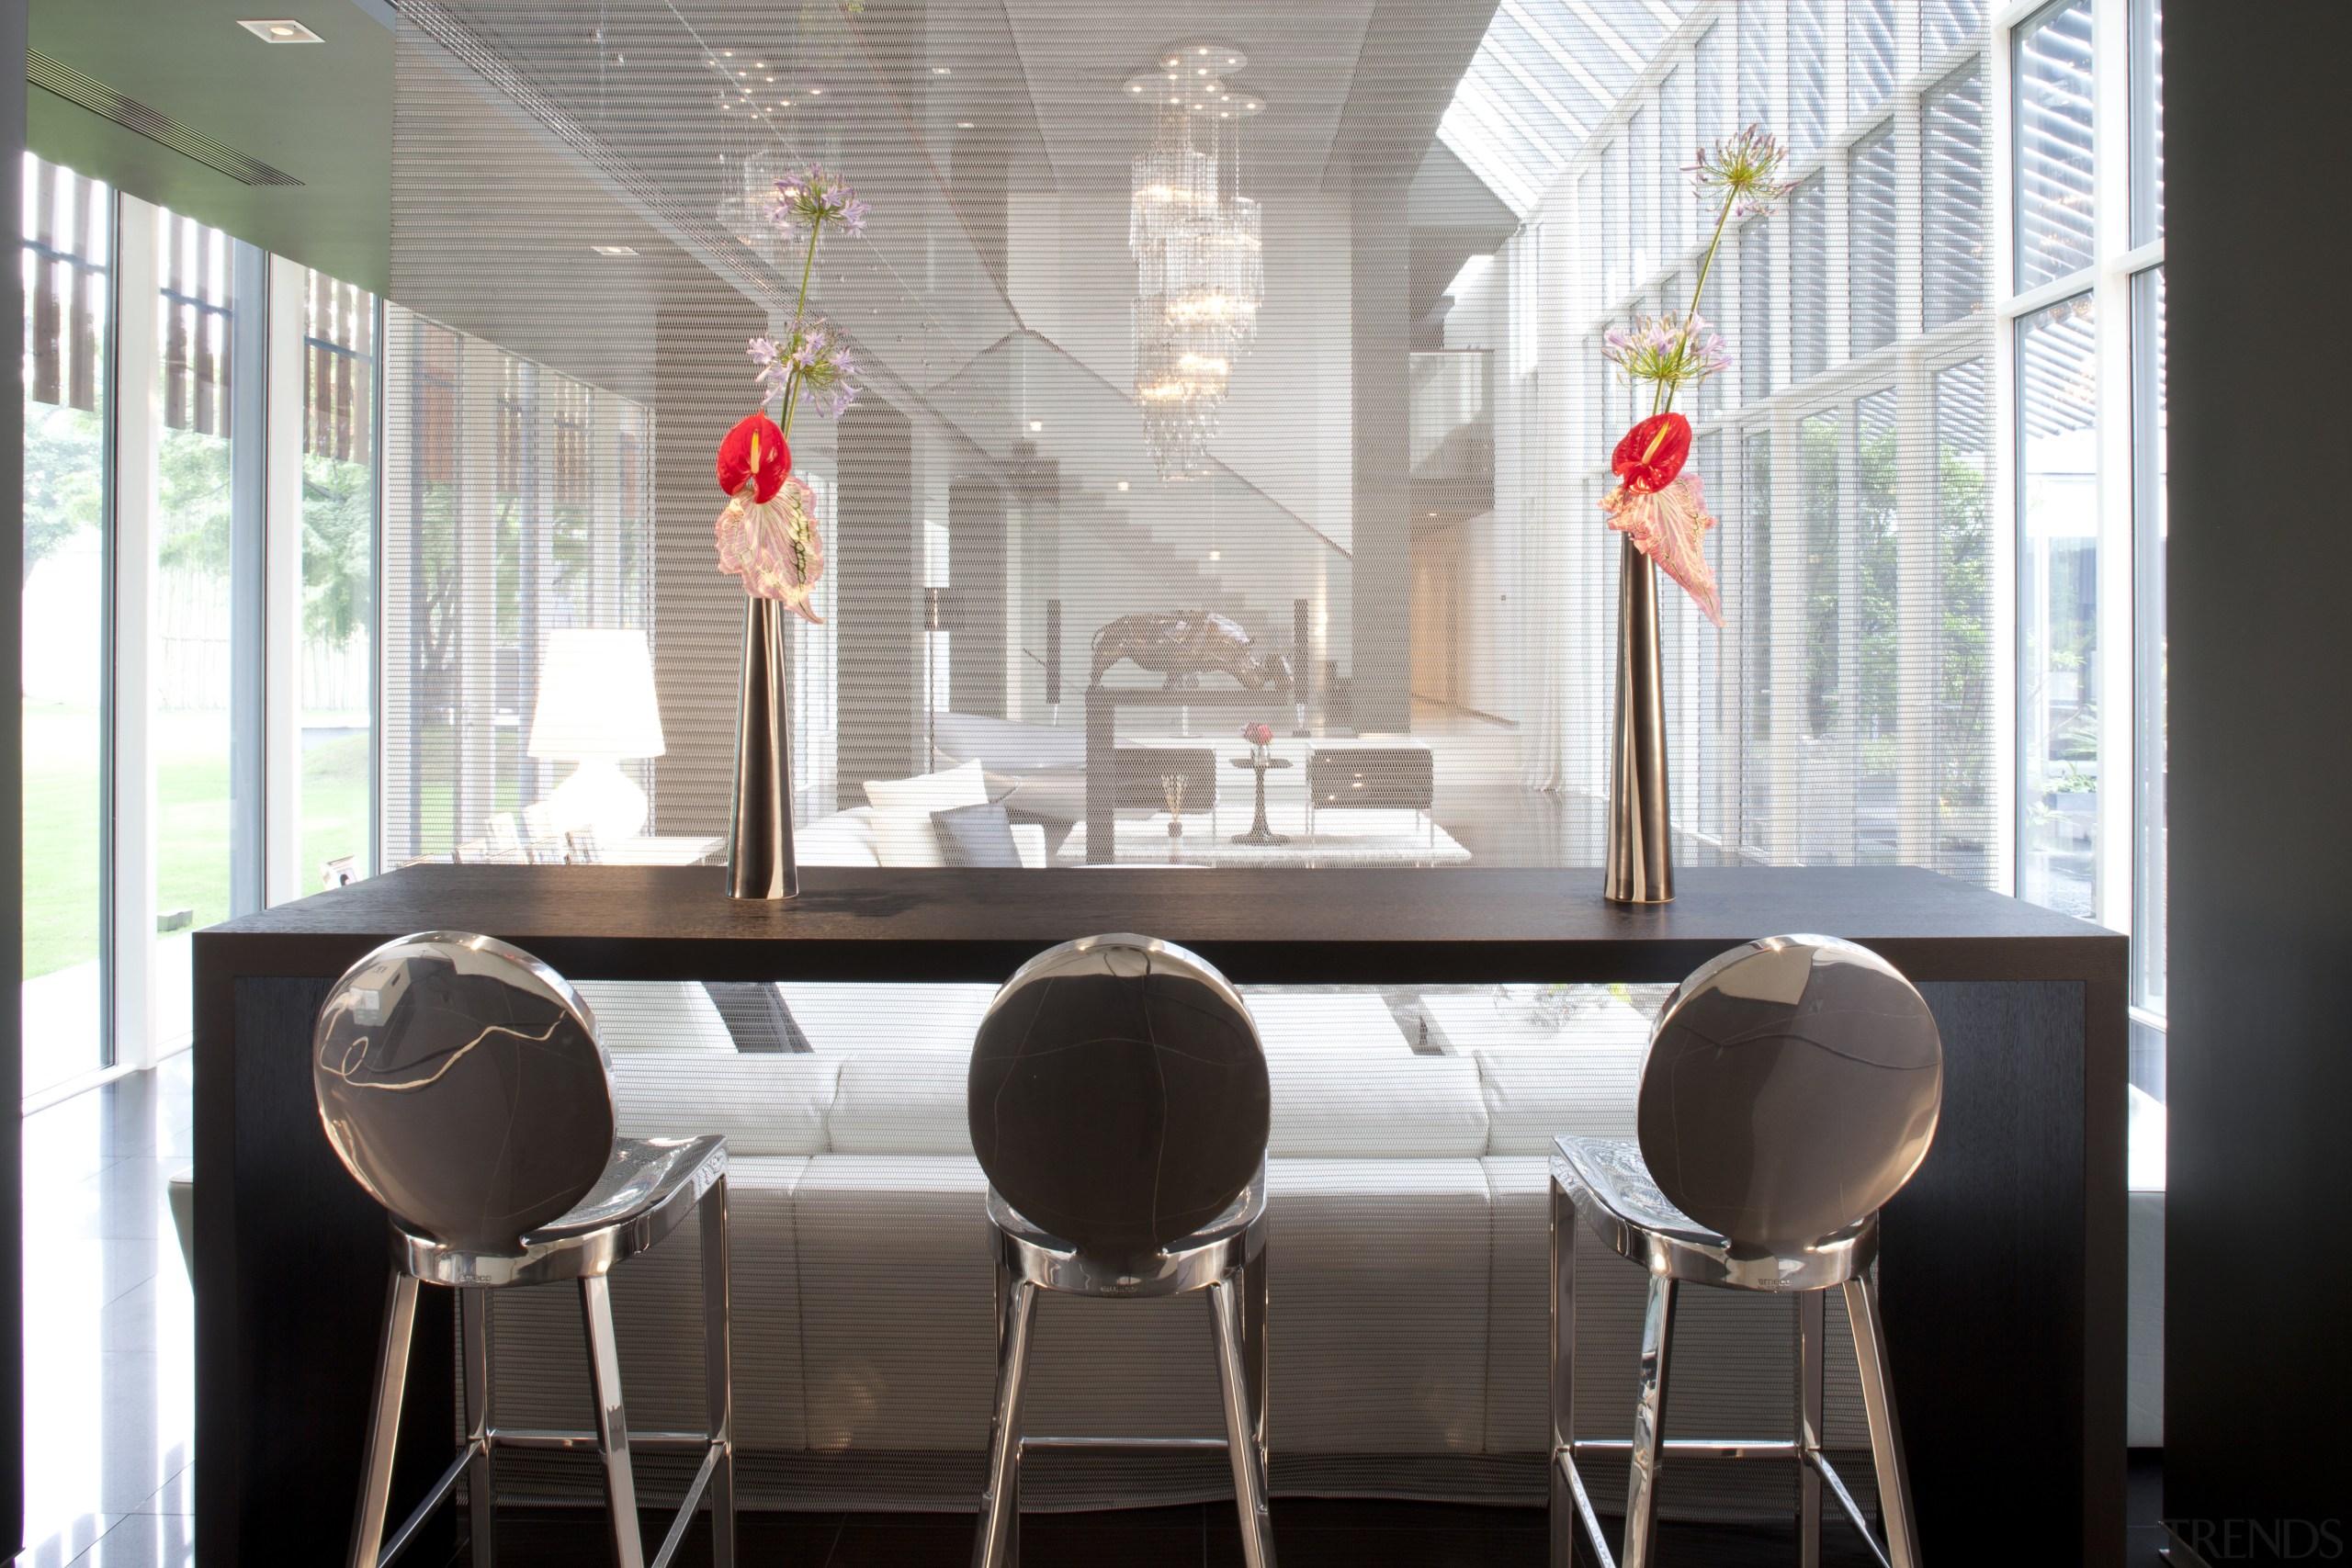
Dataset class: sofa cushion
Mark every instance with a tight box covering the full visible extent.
[1472,1040,1645,1153]
[796,807,881,867]
[828,1045,973,1155]
[932,802,1022,867]
[571,980,735,1054]
[1268,1053,1489,1158]
[610,1052,841,1156]
[864,762,989,867]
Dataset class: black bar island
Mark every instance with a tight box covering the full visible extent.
[193,863,2126,1563]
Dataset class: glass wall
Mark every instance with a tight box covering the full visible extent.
[19,156,112,1097]
[379,306,652,865]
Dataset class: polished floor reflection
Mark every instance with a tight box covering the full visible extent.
[19,1054,194,1568]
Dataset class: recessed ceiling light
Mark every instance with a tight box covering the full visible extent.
[932,65,952,75]
[956,120,976,130]
[1116,480,1130,491]
[808,86,823,96]
[1209,549,1223,561]
[1028,419,1043,433]
[592,244,639,256]
[239,17,322,42]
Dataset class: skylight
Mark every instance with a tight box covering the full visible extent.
[1438,0,1694,216]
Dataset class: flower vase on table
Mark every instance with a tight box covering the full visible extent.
[1231,722,1289,847]
[1595,127,1790,904]
[711,165,869,900]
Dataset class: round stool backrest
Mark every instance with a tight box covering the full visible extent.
[1637,934,1941,1248]
[313,931,616,1256]
[969,933,1270,1258]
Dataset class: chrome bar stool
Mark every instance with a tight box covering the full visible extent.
[967,933,1276,1568]
[1550,934,1940,1568]
[313,931,734,1568]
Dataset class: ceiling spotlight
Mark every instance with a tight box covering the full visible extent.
[591,244,639,256]
[239,17,322,41]
[808,86,823,96]
[1116,480,1130,491]
[956,120,975,130]
[1027,419,1044,433]
[1209,550,1223,561]
[932,65,952,75]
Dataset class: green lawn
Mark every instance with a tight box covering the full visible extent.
[22,700,370,976]
[22,702,101,978]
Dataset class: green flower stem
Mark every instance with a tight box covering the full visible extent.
[1652,192,1736,420]
[778,217,825,443]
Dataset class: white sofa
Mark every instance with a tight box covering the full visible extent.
[795,806,1050,869]
[486,981,1885,1517]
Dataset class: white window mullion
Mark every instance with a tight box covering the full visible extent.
[1990,7,2022,897]
[109,194,162,1070]
[2089,0,2135,933]
[263,259,305,906]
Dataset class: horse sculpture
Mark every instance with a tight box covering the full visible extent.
[1088,611,1293,693]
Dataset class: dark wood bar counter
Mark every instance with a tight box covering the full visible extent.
[194,864,2126,1563]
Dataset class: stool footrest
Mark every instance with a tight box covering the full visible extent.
[650,1440,729,1568]
[1019,1435,1231,1451]
[1552,1445,1896,1568]
[1570,1438,1801,1461]
[376,1439,481,1567]
[486,1426,718,1453]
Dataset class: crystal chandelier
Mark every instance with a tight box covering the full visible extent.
[1127,42,1264,481]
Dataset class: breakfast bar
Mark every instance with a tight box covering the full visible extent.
[192,863,2125,1565]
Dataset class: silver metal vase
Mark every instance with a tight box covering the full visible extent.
[1604,534,1673,904]
[728,596,798,900]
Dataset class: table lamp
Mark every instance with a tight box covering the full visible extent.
[528,628,666,846]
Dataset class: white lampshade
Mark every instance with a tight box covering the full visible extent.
[528,628,665,761]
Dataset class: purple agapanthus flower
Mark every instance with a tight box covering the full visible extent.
[766,164,869,240]
[1602,312,1732,395]
[1687,125,1793,219]
[749,316,861,422]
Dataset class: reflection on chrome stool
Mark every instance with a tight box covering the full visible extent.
[312,931,733,1568]
[1549,934,1941,1568]
[967,934,1276,1568]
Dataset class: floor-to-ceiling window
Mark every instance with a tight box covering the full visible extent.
[17,155,386,1092]
[150,209,242,1051]
[19,155,113,1099]
[2003,0,2165,1085]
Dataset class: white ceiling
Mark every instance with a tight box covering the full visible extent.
[997,0,1380,191]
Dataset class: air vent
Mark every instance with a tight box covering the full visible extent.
[27,51,303,187]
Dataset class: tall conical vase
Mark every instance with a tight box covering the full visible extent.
[729,596,798,900]
[1604,534,1673,904]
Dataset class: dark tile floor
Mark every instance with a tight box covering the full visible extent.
[439,1497,1900,1567]
[18,1060,2175,1567]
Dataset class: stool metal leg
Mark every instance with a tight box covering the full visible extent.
[350,1274,422,1568]
[973,1266,1039,1568]
[702,1177,736,1568]
[1797,1288,1826,1568]
[460,1285,496,1568]
[1622,1273,1679,1568]
[1240,1243,1271,1469]
[1211,1275,1278,1568]
[1843,1277,1922,1568]
[579,1276,647,1568]
[1549,1180,1580,1568]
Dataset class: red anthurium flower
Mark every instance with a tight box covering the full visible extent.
[1611,412,1691,495]
[717,412,789,503]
